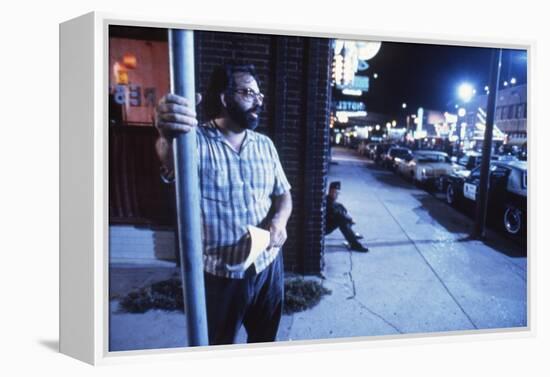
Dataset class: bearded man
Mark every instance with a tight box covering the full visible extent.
[155,63,292,345]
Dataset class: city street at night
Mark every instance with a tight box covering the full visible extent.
[104,28,529,352]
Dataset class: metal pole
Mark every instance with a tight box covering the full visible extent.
[168,29,209,346]
[472,48,502,239]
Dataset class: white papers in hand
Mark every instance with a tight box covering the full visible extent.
[225,225,272,272]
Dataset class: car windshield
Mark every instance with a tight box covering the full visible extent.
[459,155,480,166]
[416,154,450,163]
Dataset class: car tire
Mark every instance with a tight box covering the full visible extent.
[503,205,522,235]
[446,183,457,206]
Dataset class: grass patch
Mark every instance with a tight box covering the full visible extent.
[119,278,185,313]
[118,277,331,315]
[283,278,331,314]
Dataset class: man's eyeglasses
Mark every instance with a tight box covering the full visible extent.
[232,88,265,103]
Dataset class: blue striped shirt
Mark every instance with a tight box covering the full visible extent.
[196,121,291,279]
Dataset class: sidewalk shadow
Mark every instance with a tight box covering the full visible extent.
[324,240,352,253]
[327,236,471,249]
[365,238,471,248]
[412,193,470,234]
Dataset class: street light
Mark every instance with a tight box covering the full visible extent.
[458,83,475,102]
[455,83,475,156]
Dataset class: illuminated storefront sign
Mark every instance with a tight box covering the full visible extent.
[111,85,157,107]
[335,101,366,111]
[109,38,170,125]
[336,75,370,91]
[332,40,380,90]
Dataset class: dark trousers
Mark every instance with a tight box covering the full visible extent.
[326,216,361,247]
[204,253,284,345]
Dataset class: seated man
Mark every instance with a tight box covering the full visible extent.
[325,181,369,252]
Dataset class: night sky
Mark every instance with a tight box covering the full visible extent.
[350,41,528,116]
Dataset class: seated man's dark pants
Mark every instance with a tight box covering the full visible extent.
[326,200,363,248]
[326,216,362,247]
[204,252,283,345]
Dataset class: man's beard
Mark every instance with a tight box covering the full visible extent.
[225,98,262,130]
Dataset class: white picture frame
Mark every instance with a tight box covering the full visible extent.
[59,11,534,366]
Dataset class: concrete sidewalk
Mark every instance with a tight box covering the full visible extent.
[281,147,526,343]
[109,146,527,351]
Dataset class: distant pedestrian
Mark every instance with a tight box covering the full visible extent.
[325,181,368,252]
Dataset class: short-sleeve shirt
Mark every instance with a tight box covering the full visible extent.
[196,121,291,279]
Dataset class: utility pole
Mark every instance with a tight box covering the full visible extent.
[472,48,502,239]
[169,29,209,346]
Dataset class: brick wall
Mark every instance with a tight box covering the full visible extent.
[195,31,332,274]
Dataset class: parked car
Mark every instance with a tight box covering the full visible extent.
[437,151,482,191]
[452,151,517,171]
[395,150,453,185]
[393,150,414,174]
[373,143,396,163]
[365,143,379,159]
[357,140,370,156]
[382,147,413,170]
[457,151,483,170]
[444,160,527,236]
[492,154,519,162]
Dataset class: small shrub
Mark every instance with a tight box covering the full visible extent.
[118,277,331,315]
[119,278,184,313]
[283,278,331,314]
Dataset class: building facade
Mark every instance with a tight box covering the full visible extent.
[108,26,333,275]
[462,83,527,149]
